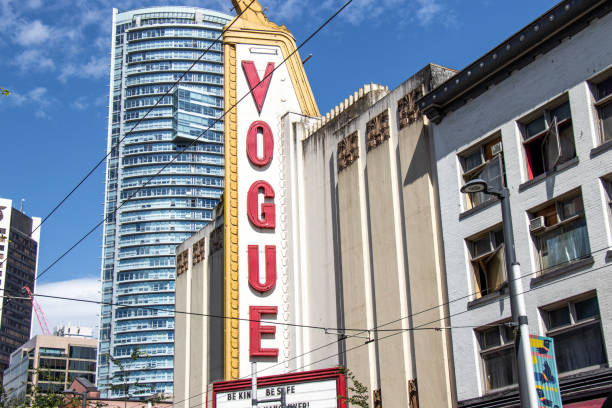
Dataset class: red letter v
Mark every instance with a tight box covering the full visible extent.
[242,60,275,115]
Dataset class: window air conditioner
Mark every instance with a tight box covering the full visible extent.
[529,216,546,232]
[491,141,503,156]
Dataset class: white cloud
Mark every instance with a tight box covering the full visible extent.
[32,277,100,337]
[25,0,42,9]
[14,19,51,45]
[12,48,55,71]
[58,56,109,82]
[2,86,56,118]
[416,0,442,26]
[71,94,106,110]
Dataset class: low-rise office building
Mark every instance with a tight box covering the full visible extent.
[420,0,612,406]
[3,334,97,403]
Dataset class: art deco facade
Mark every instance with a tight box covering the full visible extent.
[98,6,231,398]
[172,5,457,405]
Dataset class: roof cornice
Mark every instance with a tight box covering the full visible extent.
[418,0,611,124]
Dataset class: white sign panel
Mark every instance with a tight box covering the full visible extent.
[235,42,301,376]
[216,378,338,408]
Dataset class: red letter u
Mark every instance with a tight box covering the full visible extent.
[248,245,276,293]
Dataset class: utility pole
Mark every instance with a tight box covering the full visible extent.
[461,179,538,407]
[251,363,286,408]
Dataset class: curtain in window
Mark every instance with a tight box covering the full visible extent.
[554,324,606,373]
[541,221,590,269]
[483,348,517,390]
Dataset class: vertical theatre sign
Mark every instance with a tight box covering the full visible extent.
[223,0,319,379]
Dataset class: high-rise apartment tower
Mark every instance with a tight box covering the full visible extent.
[98,7,231,398]
[0,198,41,380]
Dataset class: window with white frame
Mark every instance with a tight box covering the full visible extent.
[521,100,576,179]
[542,294,607,374]
[477,323,517,391]
[529,193,590,271]
[460,134,505,210]
[602,175,612,239]
[593,75,612,144]
[467,227,505,299]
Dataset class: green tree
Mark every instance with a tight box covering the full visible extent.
[338,367,370,408]
[106,348,165,405]
[0,88,9,96]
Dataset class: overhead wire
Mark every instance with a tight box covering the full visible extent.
[173,245,612,406]
[34,0,354,283]
[0,0,257,271]
[185,259,612,408]
[13,251,610,406]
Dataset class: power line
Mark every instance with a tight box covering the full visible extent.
[0,0,257,271]
[14,256,610,406]
[174,250,612,406]
[33,0,356,283]
[184,260,612,408]
[22,246,612,336]
[34,0,364,281]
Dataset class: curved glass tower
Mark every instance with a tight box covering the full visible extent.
[98,6,231,398]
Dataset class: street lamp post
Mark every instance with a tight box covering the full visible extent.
[461,179,538,408]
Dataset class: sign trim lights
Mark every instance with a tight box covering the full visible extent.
[212,368,347,408]
[222,0,319,380]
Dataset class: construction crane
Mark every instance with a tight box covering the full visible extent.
[23,286,51,336]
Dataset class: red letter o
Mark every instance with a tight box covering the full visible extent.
[246,120,274,167]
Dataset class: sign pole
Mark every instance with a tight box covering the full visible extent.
[251,362,258,408]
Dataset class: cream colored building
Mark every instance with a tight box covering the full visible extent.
[174,1,458,407]
[286,65,457,407]
[3,334,97,403]
[174,210,224,408]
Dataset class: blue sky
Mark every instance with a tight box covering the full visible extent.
[0,0,559,332]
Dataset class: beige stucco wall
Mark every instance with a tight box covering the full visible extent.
[173,66,456,408]
[398,119,455,407]
[337,162,373,394]
[293,64,456,408]
[365,138,410,407]
[173,214,222,408]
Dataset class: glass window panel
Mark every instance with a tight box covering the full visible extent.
[553,323,606,373]
[598,103,612,143]
[575,297,599,321]
[560,196,583,219]
[526,116,546,138]
[501,325,514,343]
[463,150,483,172]
[550,102,571,122]
[548,305,570,329]
[481,328,501,349]
[473,237,492,258]
[483,348,517,390]
[493,230,504,247]
[597,77,612,100]
[540,219,590,269]
[39,358,66,370]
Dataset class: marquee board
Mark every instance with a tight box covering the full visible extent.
[212,368,346,408]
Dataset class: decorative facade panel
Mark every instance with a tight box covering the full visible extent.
[366,110,390,151]
[337,132,359,172]
[398,86,423,130]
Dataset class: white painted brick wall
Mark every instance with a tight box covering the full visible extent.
[431,11,612,402]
